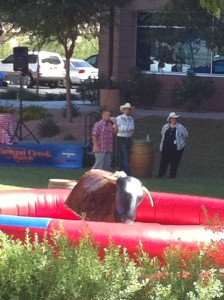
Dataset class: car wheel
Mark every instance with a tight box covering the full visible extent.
[23,72,34,88]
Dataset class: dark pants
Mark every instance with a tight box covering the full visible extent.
[117,137,132,175]
[158,148,184,178]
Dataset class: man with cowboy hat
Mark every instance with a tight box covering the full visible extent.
[114,103,134,175]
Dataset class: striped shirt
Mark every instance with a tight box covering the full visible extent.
[92,120,114,153]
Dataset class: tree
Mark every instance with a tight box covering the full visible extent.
[0,0,129,122]
[200,0,224,18]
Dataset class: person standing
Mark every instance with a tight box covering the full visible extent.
[157,112,188,179]
[91,110,114,170]
[115,103,135,175]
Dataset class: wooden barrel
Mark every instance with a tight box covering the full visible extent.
[130,139,154,178]
[48,179,77,189]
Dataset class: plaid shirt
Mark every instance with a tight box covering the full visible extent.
[92,119,114,153]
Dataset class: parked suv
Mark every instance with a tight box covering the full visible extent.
[0,50,65,88]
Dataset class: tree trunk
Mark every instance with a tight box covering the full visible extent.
[65,54,73,123]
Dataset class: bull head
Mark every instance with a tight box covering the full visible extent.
[103,171,154,223]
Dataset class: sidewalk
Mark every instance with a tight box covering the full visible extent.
[0,99,224,120]
[134,108,224,120]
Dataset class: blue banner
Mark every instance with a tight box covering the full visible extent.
[0,141,83,169]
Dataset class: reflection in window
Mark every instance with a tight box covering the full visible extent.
[136,12,224,76]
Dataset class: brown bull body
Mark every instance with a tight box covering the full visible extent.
[65,169,153,223]
[65,169,116,222]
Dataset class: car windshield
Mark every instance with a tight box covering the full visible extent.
[28,54,38,63]
[71,60,93,68]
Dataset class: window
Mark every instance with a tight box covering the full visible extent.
[42,56,61,65]
[136,12,224,76]
[2,55,14,64]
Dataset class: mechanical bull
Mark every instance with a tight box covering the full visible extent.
[65,169,154,223]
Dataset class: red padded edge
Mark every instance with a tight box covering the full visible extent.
[0,189,80,220]
[136,192,224,225]
[0,189,223,225]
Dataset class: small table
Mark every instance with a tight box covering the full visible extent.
[0,113,17,145]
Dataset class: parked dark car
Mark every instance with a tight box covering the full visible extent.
[85,54,98,68]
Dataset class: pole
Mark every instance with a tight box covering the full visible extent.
[11,74,39,144]
[108,5,115,88]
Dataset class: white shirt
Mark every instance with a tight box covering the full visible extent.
[116,114,135,137]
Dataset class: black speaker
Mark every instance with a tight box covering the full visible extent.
[13,46,28,72]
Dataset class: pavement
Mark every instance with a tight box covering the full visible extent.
[0,99,224,120]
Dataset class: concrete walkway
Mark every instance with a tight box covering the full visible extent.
[0,99,224,120]
[134,108,224,120]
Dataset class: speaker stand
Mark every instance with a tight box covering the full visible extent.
[11,75,40,144]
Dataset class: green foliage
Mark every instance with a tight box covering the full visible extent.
[119,73,163,108]
[0,104,16,114]
[1,230,224,299]
[0,89,44,101]
[200,0,224,18]
[0,89,18,100]
[44,92,79,101]
[22,105,51,121]
[38,117,60,137]
[77,76,109,104]
[171,72,215,110]
[74,37,98,60]
[61,101,80,118]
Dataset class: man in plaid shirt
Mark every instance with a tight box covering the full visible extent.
[92,111,115,170]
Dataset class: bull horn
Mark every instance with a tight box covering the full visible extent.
[142,186,154,207]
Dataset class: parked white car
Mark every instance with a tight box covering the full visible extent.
[0,50,65,88]
[66,58,98,85]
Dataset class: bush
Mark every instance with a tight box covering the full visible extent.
[119,73,163,109]
[38,117,60,137]
[44,92,80,101]
[171,72,215,110]
[77,76,109,104]
[6,222,224,300]
[61,101,80,118]
[22,105,51,121]
[0,104,16,114]
[2,229,224,299]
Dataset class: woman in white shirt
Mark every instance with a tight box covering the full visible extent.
[115,103,134,175]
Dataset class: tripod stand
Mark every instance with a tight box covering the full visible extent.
[12,75,39,144]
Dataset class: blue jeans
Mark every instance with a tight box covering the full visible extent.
[117,137,132,175]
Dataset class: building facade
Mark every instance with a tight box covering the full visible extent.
[99,0,224,111]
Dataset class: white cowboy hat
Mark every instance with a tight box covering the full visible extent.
[167,112,179,122]
[120,103,133,113]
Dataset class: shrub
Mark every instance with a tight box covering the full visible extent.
[0,104,16,114]
[0,89,18,100]
[119,73,163,108]
[61,101,80,118]
[22,105,51,121]
[44,92,80,101]
[171,72,215,110]
[2,229,224,299]
[77,76,109,104]
[38,117,60,137]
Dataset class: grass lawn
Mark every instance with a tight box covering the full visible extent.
[0,115,223,198]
